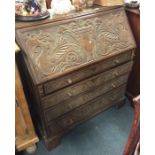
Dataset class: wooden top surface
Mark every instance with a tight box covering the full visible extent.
[16,5,121,29]
[126,8,140,15]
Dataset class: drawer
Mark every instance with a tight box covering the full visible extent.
[41,61,133,109]
[42,50,133,95]
[44,73,129,123]
[47,85,126,136]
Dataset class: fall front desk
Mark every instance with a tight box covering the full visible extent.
[16,5,136,150]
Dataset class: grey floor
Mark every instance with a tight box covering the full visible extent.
[22,98,134,155]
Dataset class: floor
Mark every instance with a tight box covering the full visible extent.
[20,98,134,155]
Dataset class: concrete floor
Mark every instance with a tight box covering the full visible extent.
[20,98,134,155]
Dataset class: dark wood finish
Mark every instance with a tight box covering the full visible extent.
[45,74,129,122]
[43,50,133,95]
[46,0,52,9]
[42,61,133,109]
[123,95,140,155]
[47,85,126,136]
[45,86,127,150]
[16,6,136,150]
[126,8,140,97]
[16,7,135,84]
[15,64,39,152]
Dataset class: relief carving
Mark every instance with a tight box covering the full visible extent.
[18,10,134,81]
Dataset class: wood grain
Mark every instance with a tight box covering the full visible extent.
[15,6,135,150]
[16,7,136,84]
[15,65,39,151]
[42,61,133,109]
[126,8,140,97]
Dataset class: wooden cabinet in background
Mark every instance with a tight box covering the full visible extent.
[15,64,39,153]
[126,8,140,97]
[46,0,51,9]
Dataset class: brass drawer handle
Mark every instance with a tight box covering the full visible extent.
[111,83,116,88]
[67,79,72,84]
[63,118,74,126]
[67,92,72,97]
[110,96,115,101]
[69,118,74,124]
[113,71,119,77]
[114,59,120,65]
[67,104,73,110]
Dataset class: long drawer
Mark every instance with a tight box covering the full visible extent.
[41,61,133,109]
[47,85,126,137]
[44,73,129,123]
[42,50,133,95]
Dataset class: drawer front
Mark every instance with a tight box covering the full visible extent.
[43,50,133,95]
[45,73,129,123]
[41,61,133,109]
[47,85,126,136]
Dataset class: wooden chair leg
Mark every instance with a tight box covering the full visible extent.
[123,95,140,155]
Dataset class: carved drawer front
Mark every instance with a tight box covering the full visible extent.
[16,8,135,86]
[43,50,133,95]
[41,61,133,109]
[45,73,129,123]
[47,85,126,136]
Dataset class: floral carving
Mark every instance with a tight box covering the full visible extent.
[17,10,135,82]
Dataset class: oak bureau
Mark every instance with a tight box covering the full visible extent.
[16,5,136,150]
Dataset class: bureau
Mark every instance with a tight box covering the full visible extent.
[16,5,136,150]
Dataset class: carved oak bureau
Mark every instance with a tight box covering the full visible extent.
[16,6,136,150]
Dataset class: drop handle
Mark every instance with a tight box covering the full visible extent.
[69,118,74,124]
[67,104,73,110]
[63,118,74,126]
[67,92,72,97]
[110,97,115,101]
[67,79,72,84]
[113,71,119,77]
[114,59,120,65]
[111,83,116,88]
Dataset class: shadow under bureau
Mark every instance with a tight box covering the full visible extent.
[15,5,136,150]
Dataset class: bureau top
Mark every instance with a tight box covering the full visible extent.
[16,5,121,29]
[16,6,136,85]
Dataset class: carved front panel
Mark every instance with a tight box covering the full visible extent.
[16,9,135,83]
